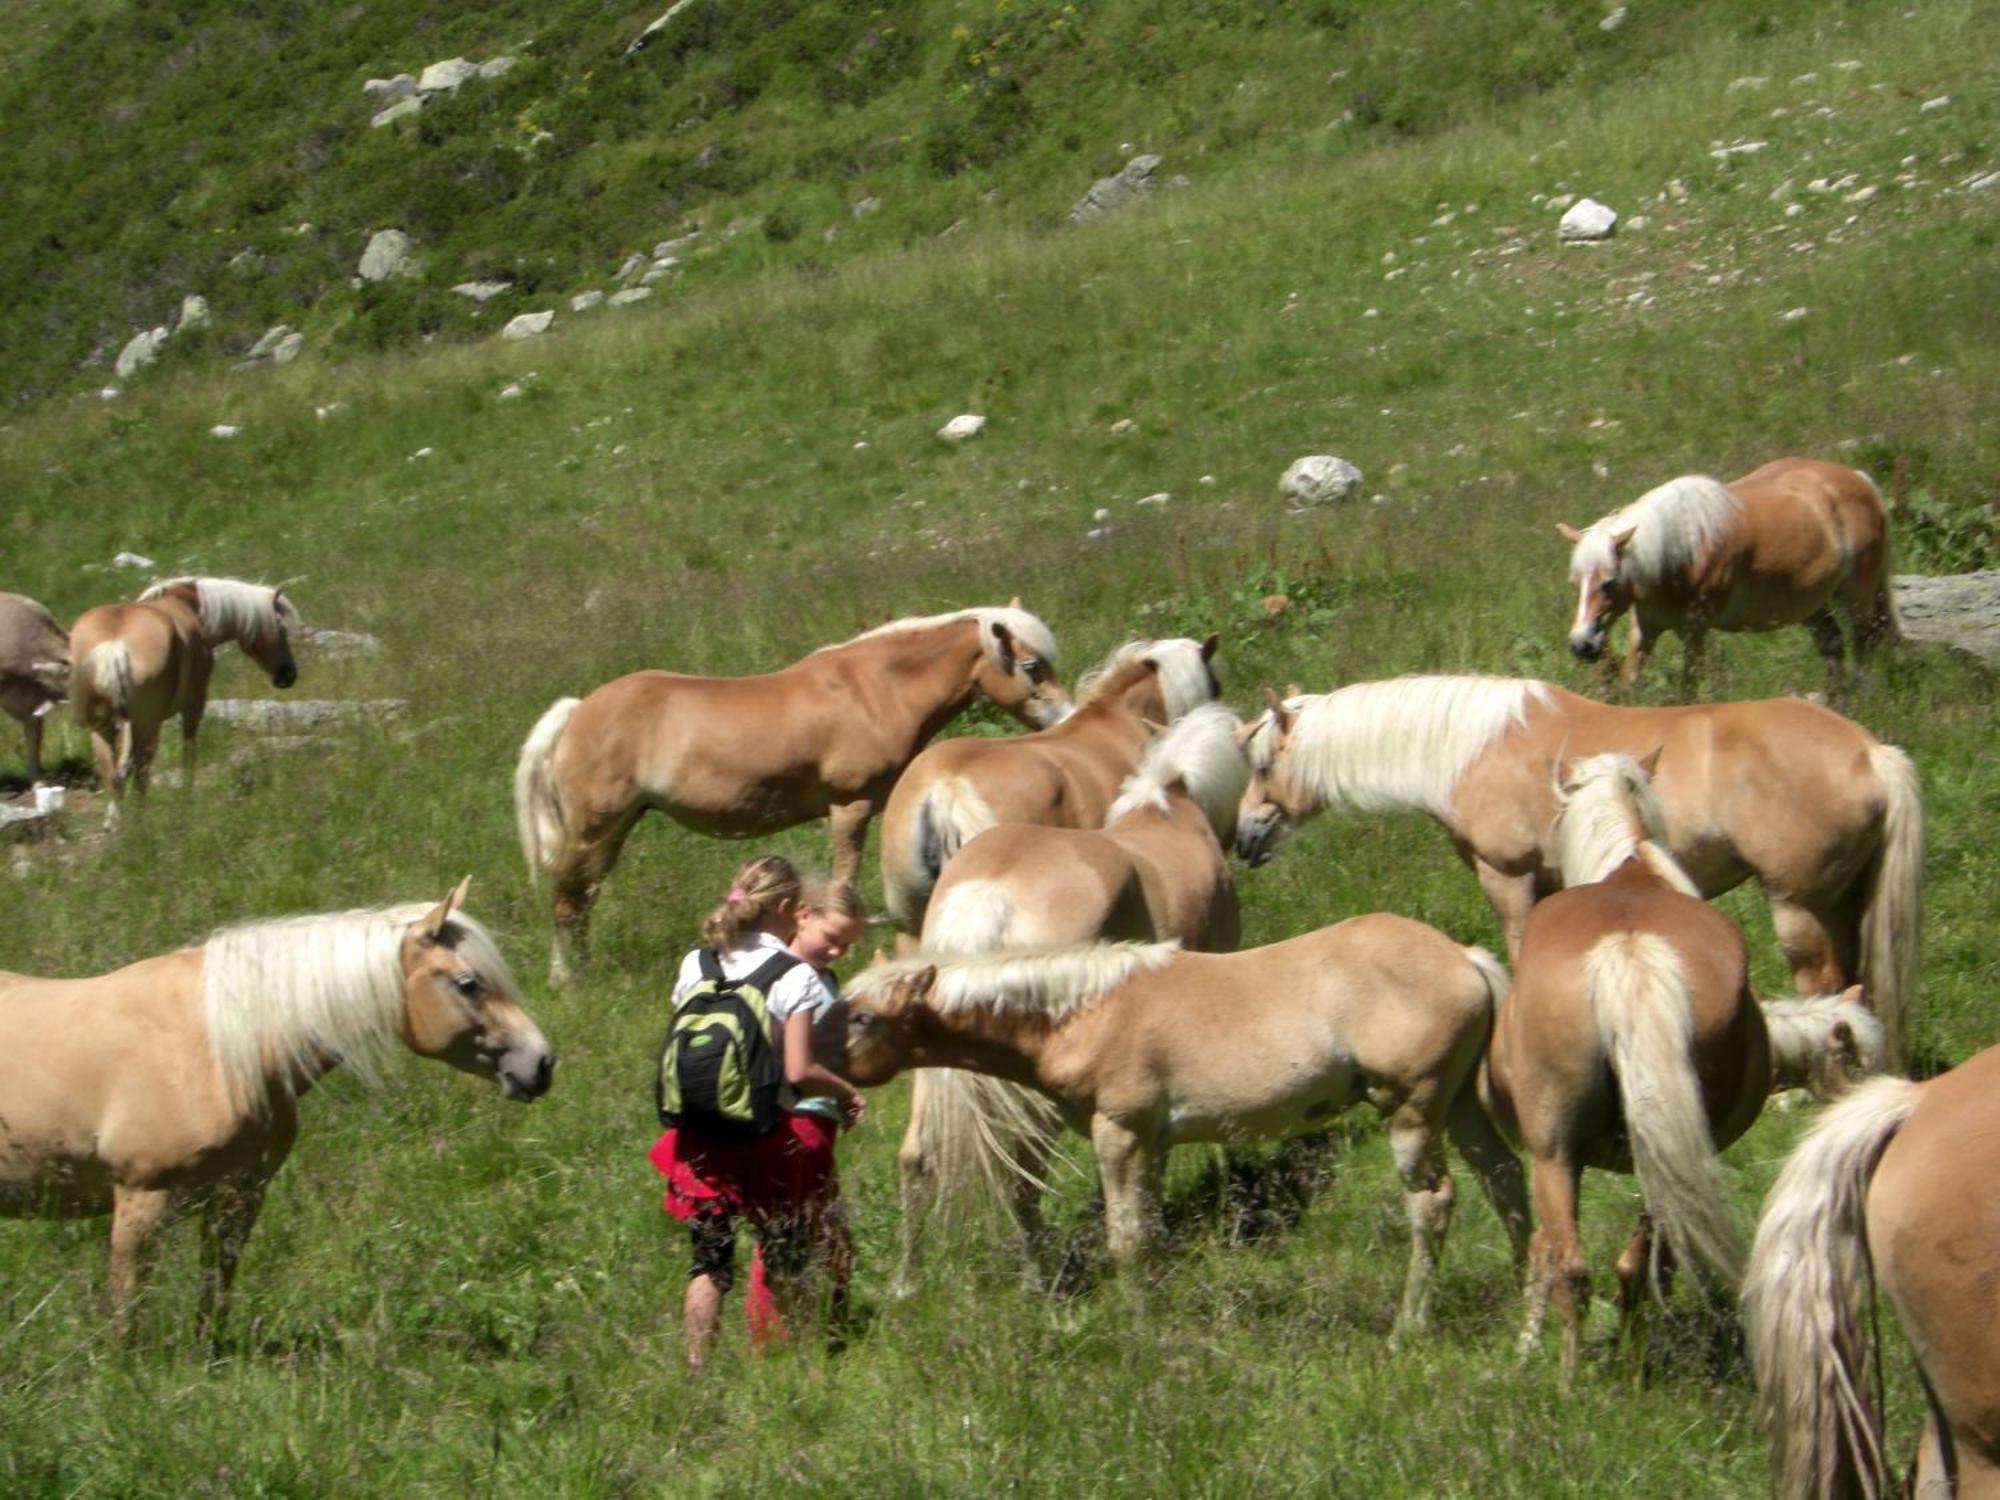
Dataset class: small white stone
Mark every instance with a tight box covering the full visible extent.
[501,310,555,339]
[1135,492,1170,507]
[113,551,156,570]
[498,384,525,401]
[1778,306,1810,323]
[314,401,348,419]
[409,446,434,459]
[1093,507,1112,522]
[210,424,240,439]
[1598,6,1627,30]
[1558,198,1618,242]
[1845,185,1878,203]
[1278,454,1364,507]
[606,287,652,308]
[1785,202,1806,217]
[1727,75,1770,92]
[1086,526,1111,541]
[1362,307,1379,318]
[1110,418,1136,434]
[1919,95,1951,113]
[938,413,986,442]
[853,441,869,451]
[1198,475,1217,486]
[99,387,121,400]
[570,290,605,312]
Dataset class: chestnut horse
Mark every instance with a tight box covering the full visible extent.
[893,703,1250,1294]
[1761,986,1883,1100]
[846,924,1531,1340]
[1559,457,1894,701]
[69,577,300,821]
[515,606,1070,986]
[878,635,1221,936]
[1237,675,1923,1070]
[0,881,553,1345]
[1746,1043,2000,1499]
[0,591,70,784]
[1480,753,1767,1378]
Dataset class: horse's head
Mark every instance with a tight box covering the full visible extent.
[1557,520,1636,662]
[842,957,933,1085]
[398,878,554,1101]
[244,585,300,690]
[1234,690,1314,867]
[973,606,1071,728]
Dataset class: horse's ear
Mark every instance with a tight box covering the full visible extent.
[910,965,938,1000]
[1840,983,1865,1005]
[1555,522,1585,544]
[1199,633,1220,661]
[1006,596,1022,610]
[1141,717,1169,736]
[416,876,472,945]
[1235,718,1263,751]
[989,619,1017,671]
[1608,522,1639,554]
[1261,686,1292,730]
[1636,744,1664,779]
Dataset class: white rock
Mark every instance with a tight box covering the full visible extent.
[418,58,479,93]
[1919,95,1951,113]
[614,254,648,285]
[1546,193,1576,211]
[1279,454,1364,507]
[501,310,555,340]
[113,552,156,570]
[177,295,211,332]
[1846,185,1878,203]
[452,280,514,302]
[853,441,869,451]
[1093,507,1112,522]
[1967,170,2000,193]
[1709,140,1768,160]
[358,229,415,282]
[372,97,423,128]
[1198,474,1217,486]
[641,259,679,285]
[1599,6,1627,31]
[852,196,882,218]
[248,324,295,359]
[1363,306,1380,318]
[653,232,702,259]
[410,447,433,460]
[606,287,653,308]
[1778,306,1811,322]
[498,384,525,401]
[1785,202,1806,217]
[478,57,516,80]
[314,402,347,419]
[271,333,304,365]
[99,387,121,400]
[363,74,417,102]
[1626,214,1649,230]
[207,698,408,731]
[570,290,605,311]
[629,0,701,52]
[1558,198,1619,242]
[1110,418,1136,435]
[1086,527,1111,541]
[210,424,241,439]
[1727,75,1770,92]
[303,628,382,660]
[1135,492,1170,507]
[938,414,987,442]
[115,327,170,379]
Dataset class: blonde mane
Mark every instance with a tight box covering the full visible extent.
[1555,753,1700,894]
[836,606,1059,671]
[1251,676,1551,819]
[1074,638,1216,720]
[850,941,1178,1024]
[199,904,510,1113]
[1569,475,1742,589]
[1762,993,1886,1084]
[1106,703,1249,840]
[141,576,297,645]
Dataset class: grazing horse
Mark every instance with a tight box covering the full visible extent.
[0,591,70,784]
[1558,457,1894,701]
[1236,675,1923,1070]
[845,924,1531,1340]
[1746,1043,2000,1499]
[893,703,1250,1295]
[515,605,1071,986]
[0,881,553,1344]
[878,635,1221,936]
[1480,753,1767,1378]
[1761,986,1883,1100]
[68,577,300,820]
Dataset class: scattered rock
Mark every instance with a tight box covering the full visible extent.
[1558,198,1619,242]
[938,414,987,442]
[270,332,304,364]
[570,290,605,312]
[177,295,211,332]
[654,231,702,259]
[629,0,702,51]
[606,287,653,308]
[358,229,416,282]
[211,424,241,439]
[1599,6,1627,31]
[115,327,169,379]
[302,627,382,661]
[852,196,882,218]
[1135,492,1170,507]
[614,253,648,285]
[1727,76,1770,92]
[206,698,409,732]
[1709,140,1768,161]
[1778,306,1810,323]
[362,74,417,102]
[418,58,480,94]
[226,248,265,274]
[1070,154,1164,222]
[1110,418,1136,435]
[113,552,155,570]
[498,383,525,400]
[409,447,433,460]
[1891,571,2000,663]
[1919,95,1951,113]
[314,402,346,419]
[501,310,555,340]
[99,387,120,400]
[247,324,295,360]
[372,97,423,128]
[641,258,680,284]
[478,57,516,81]
[1279,455,1365,507]
[451,280,514,302]
[1093,507,1112,522]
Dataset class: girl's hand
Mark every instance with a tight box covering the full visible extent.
[840,1091,867,1129]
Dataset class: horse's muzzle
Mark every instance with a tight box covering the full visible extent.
[1236,816,1280,868]
[1568,636,1603,663]
[274,662,299,689]
[502,1050,555,1100]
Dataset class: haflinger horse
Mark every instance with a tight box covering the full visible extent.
[1559,457,1894,702]
[1761,986,1884,1101]
[0,590,71,784]
[68,576,300,821]
[514,604,1071,987]
[845,922,1532,1341]
[1746,1042,2000,1499]
[1479,752,1767,1379]
[892,703,1250,1295]
[1236,675,1923,1071]
[878,634,1222,936]
[0,880,553,1345]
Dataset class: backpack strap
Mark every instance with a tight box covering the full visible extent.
[696,948,724,985]
[742,951,804,995]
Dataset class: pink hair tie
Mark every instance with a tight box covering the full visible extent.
[727,887,747,902]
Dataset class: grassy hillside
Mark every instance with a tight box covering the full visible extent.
[1,0,1997,1493]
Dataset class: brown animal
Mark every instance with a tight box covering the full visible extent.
[514,606,1071,986]
[1236,675,1923,1070]
[1746,1043,2000,1499]
[0,881,552,1345]
[68,577,299,821]
[1559,457,1894,701]
[0,590,71,783]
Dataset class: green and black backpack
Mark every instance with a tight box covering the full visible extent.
[655,949,802,1138]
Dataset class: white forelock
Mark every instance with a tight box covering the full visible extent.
[849,940,1179,1023]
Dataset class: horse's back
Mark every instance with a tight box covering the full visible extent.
[1730,457,1889,593]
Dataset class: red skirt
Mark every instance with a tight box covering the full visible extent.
[649,1112,840,1224]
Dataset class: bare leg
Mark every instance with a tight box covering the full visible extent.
[682,1273,724,1369]
[827,799,875,889]
[197,1175,271,1353]
[1091,1114,1160,1281]
[1448,1088,1530,1272]
[891,1072,935,1300]
[108,1185,175,1338]
[1612,1210,1673,1360]
[1620,615,1654,694]
[1386,1104,1457,1344]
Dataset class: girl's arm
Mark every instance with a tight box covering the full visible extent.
[782,1011,866,1126]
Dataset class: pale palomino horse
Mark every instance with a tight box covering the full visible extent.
[892,702,1251,1295]
[514,605,1071,986]
[1479,752,1768,1378]
[1559,457,1894,701]
[1236,675,1923,1071]
[0,591,71,784]
[0,881,552,1344]
[845,923,1531,1340]
[1746,1043,2000,1499]
[878,635,1221,936]
[1761,986,1884,1100]
[68,577,300,820]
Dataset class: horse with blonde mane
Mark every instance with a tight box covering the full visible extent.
[0,880,552,1345]
[1236,674,1923,1070]
[0,590,70,784]
[893,703,1250,1295]
[846,922,1530,1340]
[514,604,1070,986]
[1559,457,1894,701]
[878,635,1221,936]
[1746,1042,2000,1499]
[1480,752,1768,1378]
[68,576,300,821]
[1761,986,1883,1101]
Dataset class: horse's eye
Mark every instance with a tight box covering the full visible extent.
[1021,658,1045,682]
[451,972,480,998]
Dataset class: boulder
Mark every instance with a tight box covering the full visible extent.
[607,288,653,307]
[1279,455,1365,507]
[270,332,305,364]
[248,324,295,359]
[501,310,555,339]
[177,294,211,332]
[1891,571,2000,664]
[1558,198,1619,242]
[418,58,479,94]
[302,627,382,661]
[371,97,423,128]
[451,280,514,302]
[206,698,409,732]
[629,0,702,52]
[362,74,417,103]
[653,231,702,259]
[1070,154,1164,223]
[358,229,416,282]
[115,327,169,379]
[938,414,987,442]
[478,57,516,81]
[570,290,605,312]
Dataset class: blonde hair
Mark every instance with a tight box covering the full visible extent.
[800,876,867,925]
[702,855,803,950]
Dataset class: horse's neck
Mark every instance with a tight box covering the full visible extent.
[1053,694,1150,754]
[853,621,985,744]
[912,1004,1055,1090]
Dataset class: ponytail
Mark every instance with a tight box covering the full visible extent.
[702,854,803,950]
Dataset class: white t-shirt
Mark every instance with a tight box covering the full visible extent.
[671,931,841,1120]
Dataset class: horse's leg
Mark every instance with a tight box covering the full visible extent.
[1675,623,1707,705]
[1765,890,1854,998]
[180,700,205,790]
[1611,1209,1664,1361]
[1526,1155,1588,1380]
[1386,1104,1457,1344]
[1447,1088,1530,1272]
[827,798,874,889]
[196,1174,271,1354]
[128,722,159,799]
[1803,606,1849,707]
[890,1072,934,1300]
[1091,1114,1160,1283]
[108,1184,175,1338]
[1473,858,1536,961]
[22,711,43,784]
[548,804,641,987]
[1620,615,1653,694]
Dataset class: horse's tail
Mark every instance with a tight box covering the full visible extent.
[514,697,580,881]
[1744,1073,1920,1500]
[889,777,999,929]
[915,1067,1067,1233]
[1859,744,1923,1074]
[80,641,134,720]
[1463,944,1512,1015]
[1585,931,1744,1290]
[927,881,1017,955]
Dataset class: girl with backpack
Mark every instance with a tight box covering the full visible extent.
[649,855,868,1368]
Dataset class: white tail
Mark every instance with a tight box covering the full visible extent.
[927,882,1017,955]
[83,640,134,714]
[1860,745,1923,1073]
[887,777,1001,931]
[1744,1074,1920,1500]
[1463,944,1512,1013]
[513,698,579,879]
[1584,932,1744,1289]
[913,1068,1068,1224]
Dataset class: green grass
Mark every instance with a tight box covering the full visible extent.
[1,0,1998,1493]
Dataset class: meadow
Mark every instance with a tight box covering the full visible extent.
[0,0,1996,1493]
